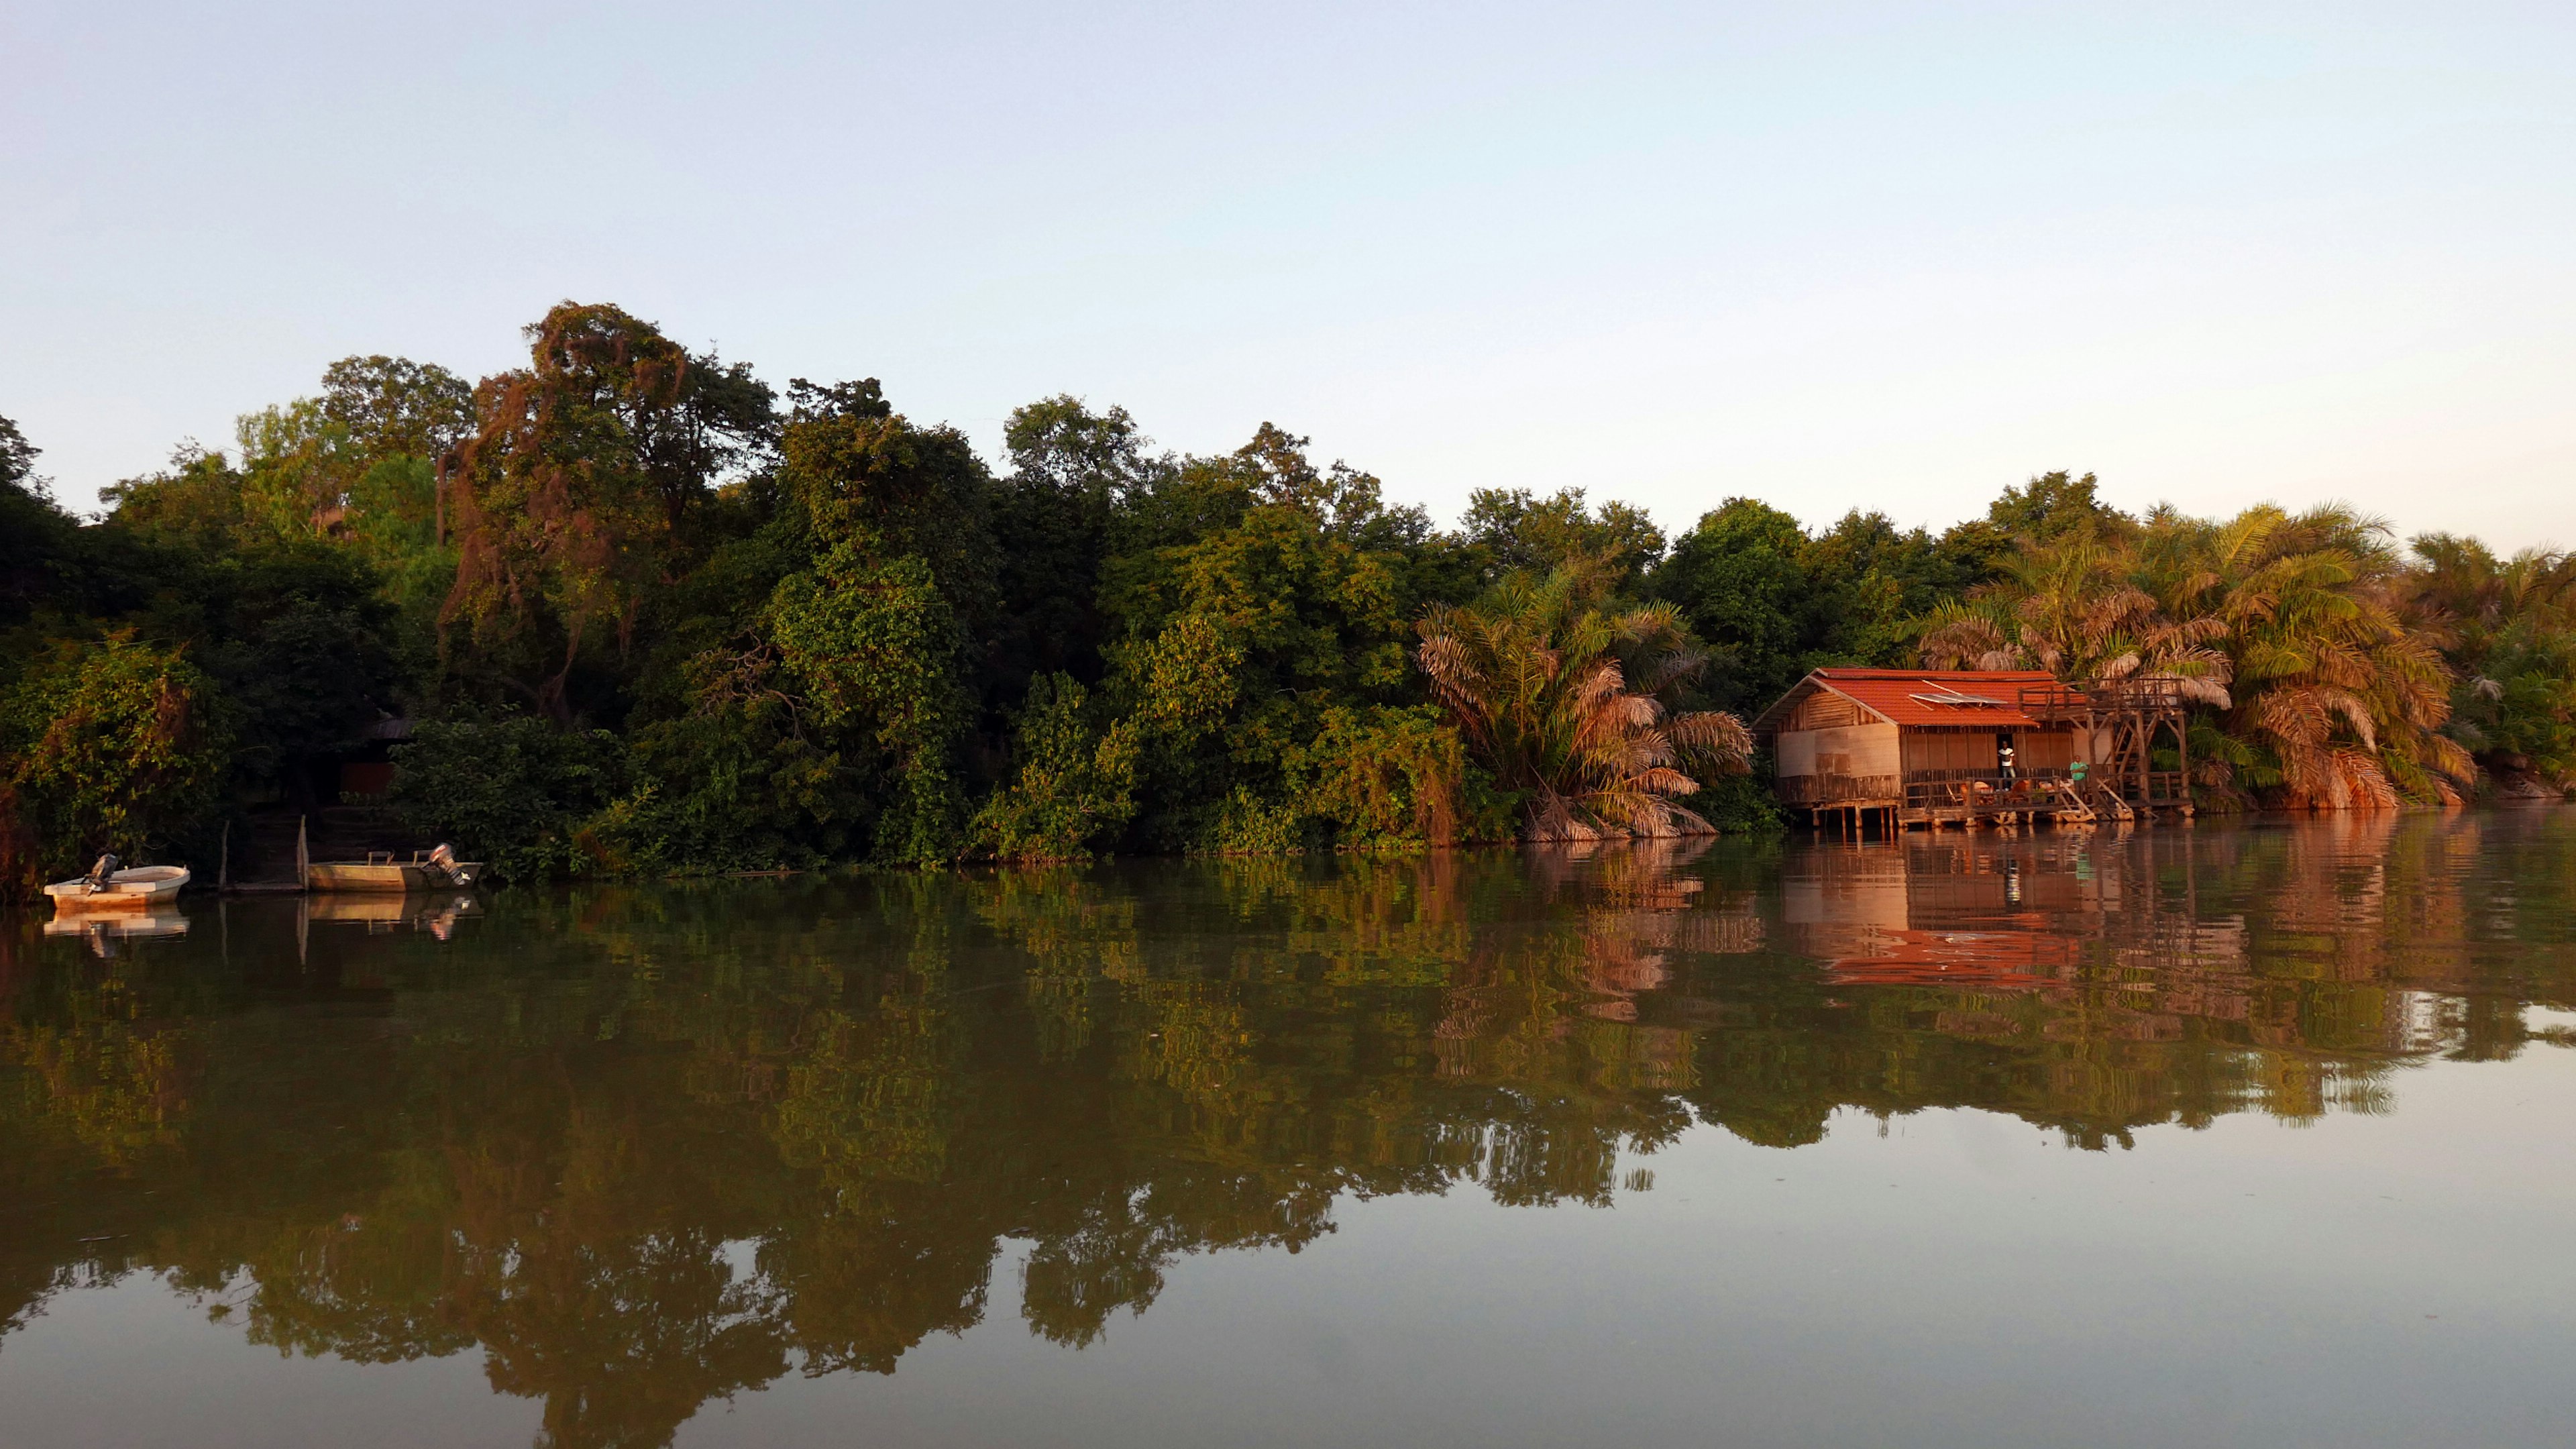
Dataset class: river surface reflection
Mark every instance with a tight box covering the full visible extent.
[5,811,2575,1448]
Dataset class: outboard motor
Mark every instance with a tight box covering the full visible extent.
[83,853,119,893]
[426,843,460,885]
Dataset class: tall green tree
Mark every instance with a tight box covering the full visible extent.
[317,354,475,462]
[0,417,81,638]
[2407,534,2576,794]
[1462,486,1664,590]
[443,303,773,722]
[1651,498,1823,712]
[1935,470,2130,580]
[1650,499,1984,711]
[975,424,1478,857]
[1096,426,1441,851]
[985,396,1165,704]
[605,381,989,869]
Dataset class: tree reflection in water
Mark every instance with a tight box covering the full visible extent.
[5,810,2575,1447]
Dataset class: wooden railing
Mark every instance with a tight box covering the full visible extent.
[1784,765,2192,810]
[1902,768,2189,810]
[1902,767,2072,786]
[1901,771,2066,812]
[2131,769,2192,804]
[2016,680,2190,720]
[1784,770,2070,806]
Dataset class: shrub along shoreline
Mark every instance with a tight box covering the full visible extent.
[5,303,2570,894]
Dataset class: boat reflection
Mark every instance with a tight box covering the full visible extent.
[307,890,482,938]
[39,911,190,957]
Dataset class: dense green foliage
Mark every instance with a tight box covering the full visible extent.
[0,637,230,893]
[1648,472,2113,712]
[387,718,627,882]
[2406,535,2576,794]
[4,305,2571,891]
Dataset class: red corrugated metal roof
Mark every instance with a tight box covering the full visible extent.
[1762,669,2061,730]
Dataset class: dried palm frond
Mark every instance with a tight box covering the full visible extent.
[1917,502,2468,810]
[1417,557,1752,842]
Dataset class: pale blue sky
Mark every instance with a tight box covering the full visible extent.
[5,1,2571,547]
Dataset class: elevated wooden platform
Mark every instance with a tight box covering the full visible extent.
[1764,673,2196,837]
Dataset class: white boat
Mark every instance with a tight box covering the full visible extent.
[44,861,191,913]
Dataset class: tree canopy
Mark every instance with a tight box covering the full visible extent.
[2,302,2567,892]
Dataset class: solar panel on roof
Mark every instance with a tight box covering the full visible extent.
[1908,684,2012,708]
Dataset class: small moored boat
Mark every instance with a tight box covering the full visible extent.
[44,856,191,914]
[306,844,481,894]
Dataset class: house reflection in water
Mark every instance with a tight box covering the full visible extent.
[1783,836,2230,1032]
[1786,837,2121,987]
[1772,826,2475,1062]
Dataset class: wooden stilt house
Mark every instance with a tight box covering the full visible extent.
[1749,669,2192,832]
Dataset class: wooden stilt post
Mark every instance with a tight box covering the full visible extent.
[296,815,310,892]
[2133,704,2149,809]
[2174,716,2191,815]
[218,821,230,892]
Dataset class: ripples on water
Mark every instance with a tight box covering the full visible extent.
[4,810,2574,1448]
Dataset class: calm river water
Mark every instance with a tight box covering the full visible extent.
[5,810,2575,1448]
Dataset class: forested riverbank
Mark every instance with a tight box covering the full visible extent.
[5,301,2573,894]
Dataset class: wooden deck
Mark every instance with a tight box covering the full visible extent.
[1801,771,2191,836]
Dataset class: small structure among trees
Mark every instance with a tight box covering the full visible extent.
[1750,669,2191,832]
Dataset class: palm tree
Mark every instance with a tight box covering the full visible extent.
[2197,506,2469,807]
[1416,558,1752,841]
[1919,504,2473,808]
[1919,525,2233,702]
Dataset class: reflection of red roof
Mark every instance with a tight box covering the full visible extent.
[1818,926,2079,988]
[1756,669,2059,731]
